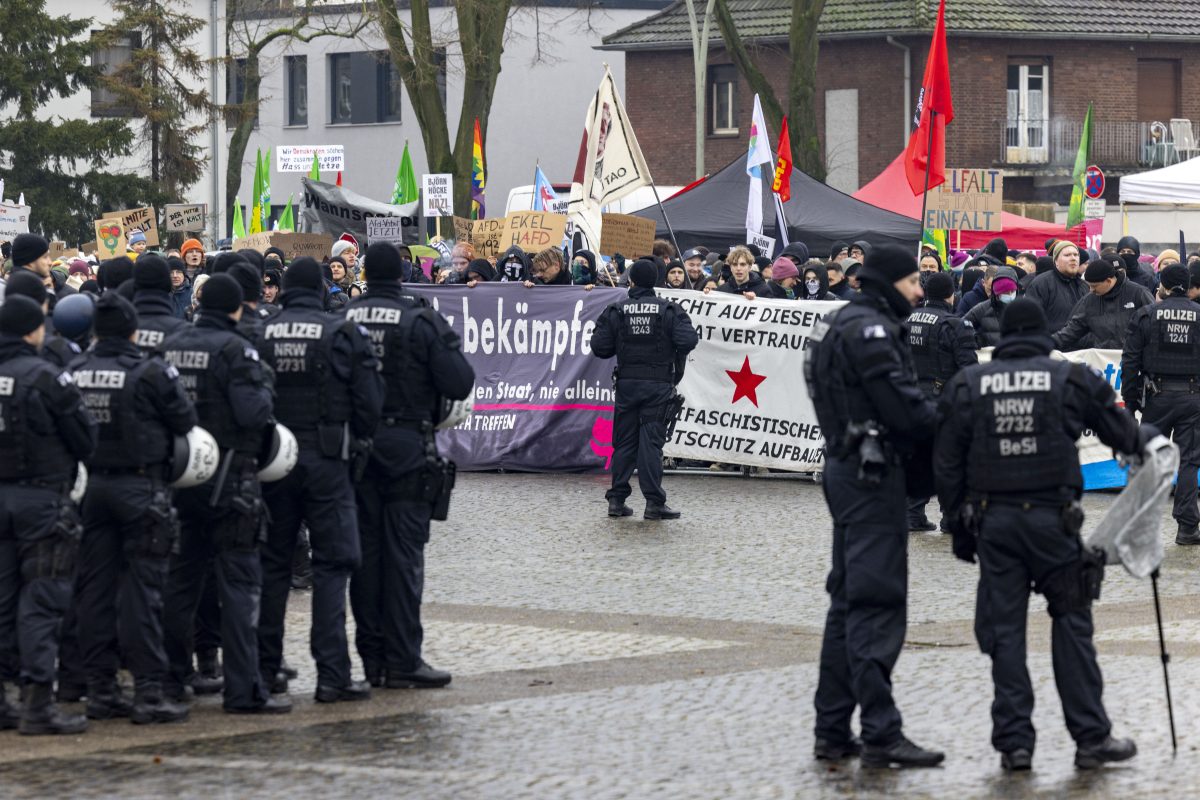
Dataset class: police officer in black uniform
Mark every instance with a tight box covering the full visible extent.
[346,243,473,689]
[3,272,83,370]
[936,299,1148,771]
[1121,263,1200,544]
[0,295,96,735]
[131,255,188,353]
[590,259,698,520]
[159,274,284,714]
[905,271,977,531]
[258,257,383,703]
[803,244,943,768]
[72,294,197,724]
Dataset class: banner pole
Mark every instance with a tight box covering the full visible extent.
[1151,569,1178,754]
[651,183,682,257]
[916,110,937,258]
[773,193,791,247]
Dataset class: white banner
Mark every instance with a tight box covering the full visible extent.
[661,291,839,471]
[277,145,345,173]
[0,202,32,239]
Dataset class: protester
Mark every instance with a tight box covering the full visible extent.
[528,247,570,286]
[263,269,281,304]
[664,262,687,289]
[964,266,1020,348]
[829,242,849,262]
[761,257,800,299]
[465,259,496,286]
[708,246,765,298]
[799,261,837,301]
[847,240,870,261]
[127,229,148,258]
[180,239,205,279]
[826,261,852,298]
[1052,253,1152,351]
[497,246,531,283]
[841,258,862,291]
[1024,241,1086,333]
[571,251,599,285]
[919,253,942,273]
[168,258,192,319]
[956,262,997,316]
[331,239,359,274]
[680,249,708,290]
[1155,249,1181,271]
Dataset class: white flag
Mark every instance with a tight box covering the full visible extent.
[567,66,654,253]
[745,95,773,241]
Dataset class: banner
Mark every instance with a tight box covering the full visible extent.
[300,178,419,246]
[0,202,31,239]
[165,203,207,231]
[407,284,619,472]
[277,145,344,173]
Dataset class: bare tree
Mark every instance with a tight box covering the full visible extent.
[684,0,716,181]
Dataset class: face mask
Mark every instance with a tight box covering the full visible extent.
[998,292,1017,304]
[806,279,821,295]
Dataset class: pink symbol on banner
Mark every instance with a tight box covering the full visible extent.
[590,415,615,470]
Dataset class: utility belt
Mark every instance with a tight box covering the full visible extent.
[22,493,82,581]
[1148,375,1200,394]
[90,463,170,480]
[4,477,72,493]
[613,363,674,382]
[380,417,430,431]
[381,457,457,521]
[840,420,892,487]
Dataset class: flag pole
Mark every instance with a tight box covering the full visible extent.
[1151,569,1178,754]
[651,183,682,258]
[773,193,791,247]
[916,110,938,258]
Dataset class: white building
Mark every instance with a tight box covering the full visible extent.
[35,0,668,244]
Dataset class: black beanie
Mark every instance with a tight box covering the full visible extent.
[364,242,403,282]
[212,251,248,274]
[1000,298,1047,336]
[4,271,48,305]
[0,294,45,336]
[1161,263,1190,292]
[925,272,955,301]
[1116,235,1141,257]
[982,237,1009,264]
[93,292,138,338]
[134,254,172,293]
[236,248,265,274]
[1035,255,1054,274]
[466,259,496,282]
[98,257,135,291]
[1083,259,1116,283]
[284,257,324,291]
[228,263,262,302]
[199,273,243,313]
[629,259,659,288]
[11,233,49,267]
[859,243,918,285]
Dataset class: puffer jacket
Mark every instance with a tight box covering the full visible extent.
[1052,273,1153,351]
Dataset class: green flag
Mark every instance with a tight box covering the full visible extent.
[232,199,245,239]
[261,147,272,231]
[1067,103,1093,228]
[392,141,418,204]
[249,149,263,233]
[309,153,321,181]
[278,194,294,232]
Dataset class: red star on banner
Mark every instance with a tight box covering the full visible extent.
[726,356,767,407]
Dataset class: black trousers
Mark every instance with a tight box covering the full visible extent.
[0,484,74,686]
[76,474,171,692]
[606,379,674,507]
[260,447,360,688]
[194,564,222,656]
[1142,391,1200,530]
[975,503,1111,753]
[162,469,268,710]
[813,456,907,747]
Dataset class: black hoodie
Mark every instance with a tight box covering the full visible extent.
[499,246,532,282]
[571,250,598,285]
[797,263,837,301]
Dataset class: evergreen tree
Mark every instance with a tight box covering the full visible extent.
[0,0,158,244]
[95,0,214,203]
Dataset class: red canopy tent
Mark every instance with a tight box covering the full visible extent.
[854,153,1086,250]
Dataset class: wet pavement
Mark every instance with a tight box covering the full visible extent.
[3,472,1200,798]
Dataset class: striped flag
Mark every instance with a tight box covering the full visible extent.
[471,118,486,219]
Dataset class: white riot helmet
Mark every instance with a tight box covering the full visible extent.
[257,423,299,482]
[435,388,475,431]
[70,462,88,504]
[170,426,220,488]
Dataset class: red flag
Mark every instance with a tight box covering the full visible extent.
[771,116,792,203]
[905,0,954,195]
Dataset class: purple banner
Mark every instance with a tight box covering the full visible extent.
[408,284,622,472]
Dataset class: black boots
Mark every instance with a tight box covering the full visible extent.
[1000,748,1032,771]
[131,687,190,725]
[86,682,133,720]
[644,504,681,520]
[386,661,452,689]
[861,735,945,768]
[314,680,372,703]
[192,650,224,695]
[20,683,87,735]
[1075,736,1136,769]
[0,682,19,731]
[607,498,633,517]
[813,737,863,760]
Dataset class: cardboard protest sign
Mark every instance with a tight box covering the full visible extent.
[599,213,656,257]
[923,169,1003,232]
[277,145,344,173]
[503,212,567,253]
[0,202,31,239]
[274,232,333,259]
[81,240,97,255]
[422,174,454,217]
[109,206,160,245]
[367,216,408,245]
[471,217,506,259]
[47,241,70,261]
[231,232,275,253]
[165,203,207,232]
[94,218,126,259]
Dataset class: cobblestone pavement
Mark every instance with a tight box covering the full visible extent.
[3,472,1200,798]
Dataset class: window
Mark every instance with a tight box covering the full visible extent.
[287,55,308,126]
[328,51,403,125]
[1137,59,1180,122]
[1005,61,1049,163]
[226,58,247,129]
[377,57,402,123]
[708,65,738,135]
[90,33,139,118]
[330,53,353,123]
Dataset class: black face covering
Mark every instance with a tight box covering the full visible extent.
[861,276,916,318]
[1120,252,1139,272]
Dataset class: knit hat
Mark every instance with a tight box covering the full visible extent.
[983,237,1009,264]
[180,238,204,258]
[211,251,248,274]
[925,272,955,300]
[167,257,186,275]
[68,259,91,277]
[284,257,324,291]
[98,257,135,290]
[133,254,172,293]
[1050,240,1079,261]
[264,246,287,265]
[1000,298,1048,336]
[228,263,262,302]
[5,270,48,306]
[198,273,243,313]
[1156,249,1182,269]
[858,243,918,285]
[364,242,404,281]
[11,233,49,267]
[0,295,44,336]
[992,276,1019,296]
[331,240,357,260]
[93,292,138,338]
[1035,255,1054,274]
[629,259,659,288]
[770,256,799,282]
[1083,257,1117,283]
[1160,263,1190,292]
[127,229,147,247]
[1116,236,1141,257]
[263,269,281,288]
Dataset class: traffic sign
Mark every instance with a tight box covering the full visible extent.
[1085,165,1105,199]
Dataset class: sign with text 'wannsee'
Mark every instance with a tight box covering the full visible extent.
[277,145,345,173]
[923,169,1003,232]
[422,174,454,217]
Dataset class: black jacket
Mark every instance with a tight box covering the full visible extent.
[964,296,1007,348]
[1052,273,1153,351]
[716,270,768,296]
[1024,267,1087,333]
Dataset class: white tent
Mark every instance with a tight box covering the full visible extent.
[1119,156,1200,204]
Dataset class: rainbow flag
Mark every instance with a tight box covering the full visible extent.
[471,118,486,219]
[922,228,948,266]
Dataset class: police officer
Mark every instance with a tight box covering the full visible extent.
[228,262,281,344]
[905,271,977,531]
[346,243,473,689]
[131,254,188,352]
[590,259,698,520]
[936,299,1148,771]
[72,294,197,724]
[159,275,283,714]
[3,272,82,369]
[803,244,943,768]
[0,295,96,735]
[1121,263,1200,544]
[258,257,383,703]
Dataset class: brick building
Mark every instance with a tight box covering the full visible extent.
[601,0,1200,212]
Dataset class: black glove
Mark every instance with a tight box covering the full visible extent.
[1123,396,1140,415]
[945,515,976,564]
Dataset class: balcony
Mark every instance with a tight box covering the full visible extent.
[997,118,1200,170]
